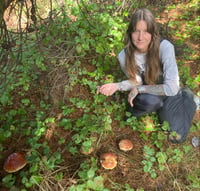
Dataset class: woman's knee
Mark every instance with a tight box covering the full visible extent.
[133,94,163,112]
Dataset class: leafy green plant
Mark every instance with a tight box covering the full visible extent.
[142,145,157,178]
[68,157,108,191]
[156,151,168,171]
[2,174,16,188]
[187,173,200,189]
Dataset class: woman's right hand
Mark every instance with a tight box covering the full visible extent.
[97,83,119,96]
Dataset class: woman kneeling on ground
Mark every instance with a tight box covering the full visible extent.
[98,8,198,143]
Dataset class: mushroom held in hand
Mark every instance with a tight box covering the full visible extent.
[119,139,133,151]
[3,152,27,173]
[100,152,117,170]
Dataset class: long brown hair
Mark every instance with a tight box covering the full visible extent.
[125,8,161,85]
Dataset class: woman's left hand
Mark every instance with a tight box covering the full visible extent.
[128,86,138,107]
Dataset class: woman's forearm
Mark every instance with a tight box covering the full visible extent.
[117,78,142,91]
[117,80,135,91]
[137,85,166,96]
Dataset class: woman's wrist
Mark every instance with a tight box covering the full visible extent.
[116,82,123,91]
[137,86,146,93]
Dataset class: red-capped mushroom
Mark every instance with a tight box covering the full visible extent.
[3,152,27,173]
[100,152,117,170]
[118,139,133,152]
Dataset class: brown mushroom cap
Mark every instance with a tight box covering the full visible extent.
[119,139,133,151]
[3,152,27,173]
[100,152,117,170]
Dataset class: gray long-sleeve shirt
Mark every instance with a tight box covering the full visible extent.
[117,40,180,96]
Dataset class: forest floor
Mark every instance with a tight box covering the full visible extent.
[0,1,199,191]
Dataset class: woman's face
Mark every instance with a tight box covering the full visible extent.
[131,20,152,53]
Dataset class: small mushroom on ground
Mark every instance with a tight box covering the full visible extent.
[100,152,117,170]
[80,146,94,155]
[143,123,155,133]
[118,139,133,152]
[3,152,27,173]
[142,116,155,133]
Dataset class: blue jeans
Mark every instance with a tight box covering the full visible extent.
[128,89,197,143]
